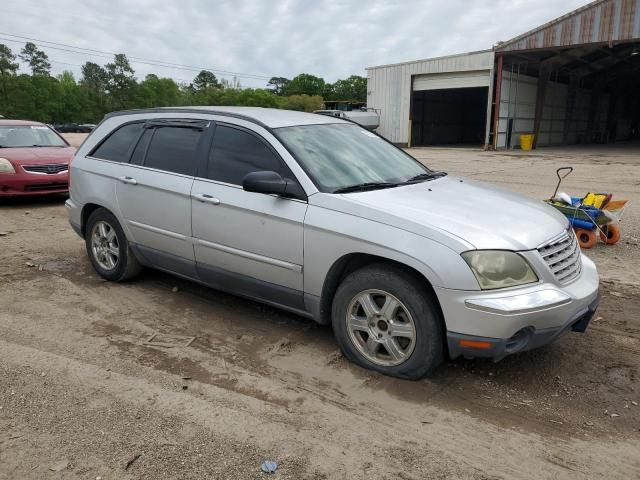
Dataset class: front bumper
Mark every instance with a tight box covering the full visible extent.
[0,171,69,196]
[435,254,600,360]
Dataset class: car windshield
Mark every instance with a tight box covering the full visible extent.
[0,125,67,148]
[275,124,435,193]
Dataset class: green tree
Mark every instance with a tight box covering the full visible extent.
[282,94,324,112]
[267,76,290,95]
[19,42,51,76]
[79,62,109,121]
[138,74,181,107]
[105,53,136,110]
[327,75,367,102]
[80,61,108,95]
[284,74,325,97]
[192,70,220,90]
[0,44,19,104]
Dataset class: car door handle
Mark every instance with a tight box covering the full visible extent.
[118,176,138,185]
[193,193,220,205]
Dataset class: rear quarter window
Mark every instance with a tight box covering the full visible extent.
[91,123,144,162]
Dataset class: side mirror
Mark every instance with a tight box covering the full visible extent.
[242,171,306,200]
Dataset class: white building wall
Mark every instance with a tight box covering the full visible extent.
[367,50,495,145]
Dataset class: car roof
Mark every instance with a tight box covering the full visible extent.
[0,119,47,127]
[105,106,348,129]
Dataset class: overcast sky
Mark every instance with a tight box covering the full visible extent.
[0,0,587,88]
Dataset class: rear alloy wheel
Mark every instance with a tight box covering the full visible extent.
[85,208,141,282]
[332,264,444,380]
[91,220,120,271]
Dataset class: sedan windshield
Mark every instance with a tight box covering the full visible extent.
[275,124,437,193]
[0,125,67,148]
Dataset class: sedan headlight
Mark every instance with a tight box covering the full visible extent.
[0,158,16,173]
[462,250,538,290]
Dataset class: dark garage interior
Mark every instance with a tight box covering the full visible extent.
[411,87,488,146]
[494,41,640,149]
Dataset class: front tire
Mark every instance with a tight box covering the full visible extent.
[85,208,142,282]
[332,264,444,380]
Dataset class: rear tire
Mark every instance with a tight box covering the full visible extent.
[575,228,597,249]
[331,264,444,380]
[85,208,142,282]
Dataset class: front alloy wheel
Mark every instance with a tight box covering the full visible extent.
[346,289,416,366]
[332,264,444,380]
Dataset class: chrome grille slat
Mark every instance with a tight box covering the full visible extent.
[547,243,578,266]
[538,230,582,284]
[539,238,572,258]
[23,164,68,174]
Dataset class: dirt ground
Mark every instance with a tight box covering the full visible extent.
[0,138,639,479]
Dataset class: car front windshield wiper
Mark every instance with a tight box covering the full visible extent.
[332,181,400,194]
[402,171,448,184]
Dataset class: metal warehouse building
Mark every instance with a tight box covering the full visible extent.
[367,0,640,149]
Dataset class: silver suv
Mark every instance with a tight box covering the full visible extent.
[67,107,600,379]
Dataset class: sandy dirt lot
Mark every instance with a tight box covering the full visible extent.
[1,139,639,479]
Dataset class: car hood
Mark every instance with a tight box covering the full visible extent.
[319,176,569,251]
[0,146,75,164]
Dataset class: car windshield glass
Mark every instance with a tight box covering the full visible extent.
[0,125,66,147]
[274,124,435,193]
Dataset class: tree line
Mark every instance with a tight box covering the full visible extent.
[0,42,367,124]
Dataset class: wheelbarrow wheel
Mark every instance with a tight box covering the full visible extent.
[599,224,621,245]
[575,228,597,249]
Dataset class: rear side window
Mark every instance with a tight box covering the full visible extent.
[130,129,153,166]
[206,125,290,185]
[92,123,143,162]
[143,127,201,175]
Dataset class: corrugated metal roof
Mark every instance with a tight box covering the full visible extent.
[496,0,640,52]
[366,49,492,71]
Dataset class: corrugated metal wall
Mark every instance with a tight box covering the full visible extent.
[497,0,640,52]
[366,50,494,144]
[497,72,610,148]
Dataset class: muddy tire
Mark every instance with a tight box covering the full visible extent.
[331,264,444,380]
[85,208,142,282]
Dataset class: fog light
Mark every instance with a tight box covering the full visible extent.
[505,327,533,353]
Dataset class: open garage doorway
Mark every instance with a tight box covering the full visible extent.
[411,87,488,147]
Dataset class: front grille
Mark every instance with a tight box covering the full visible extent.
[24,183,68,191]
[23,164,68,174]
[538,230,582,284]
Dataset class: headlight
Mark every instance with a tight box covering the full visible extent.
[0,158,16,173]
[462,250,538,290]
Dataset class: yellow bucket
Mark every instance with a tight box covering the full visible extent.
[520,134,535,151]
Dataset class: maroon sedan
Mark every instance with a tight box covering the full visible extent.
[0,120,75,197]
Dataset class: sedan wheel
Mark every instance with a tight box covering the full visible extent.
[90,220,120,271]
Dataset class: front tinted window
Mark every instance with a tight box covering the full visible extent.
[275,124,431,192]
[0,125,66,148]
[144,127,201,175]
[92,123,143,161]
[207,125,289,184]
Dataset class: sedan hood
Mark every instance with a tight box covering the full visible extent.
[327,176,569,251]
[0,146,75,164]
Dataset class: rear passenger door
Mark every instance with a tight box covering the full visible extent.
[114,120,207,276]
[191,122,307,310]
